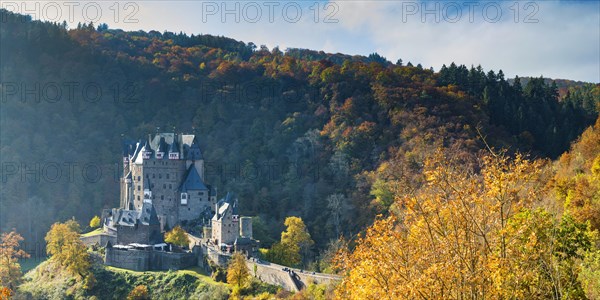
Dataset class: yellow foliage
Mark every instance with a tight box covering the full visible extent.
[45,221,92,285]
[164,226,190,248]
[335,151,549,299]
[227,252,250,288]
[553,118,600,230]
[89,215,101,228]
[280,217,314,267]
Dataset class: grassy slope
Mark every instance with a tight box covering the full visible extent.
[18,256,231,300]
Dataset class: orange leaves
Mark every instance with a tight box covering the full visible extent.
[0,231,29,290]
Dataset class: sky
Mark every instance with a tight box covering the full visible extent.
[4,0,599,82]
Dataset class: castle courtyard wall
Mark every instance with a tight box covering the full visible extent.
[105,247,199,271]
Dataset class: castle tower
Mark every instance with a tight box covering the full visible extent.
[169,138,180,160]
[240,217,252,239]
[186,138,204,180]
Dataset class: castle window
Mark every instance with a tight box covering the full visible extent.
[163,184,166,189]
[161,195,164,200]
[198,192,202,196]
[138,186,141,191]
[137,196,140,200]
[153,174,155,179]
[167,174,170,179]
[137,176,140,181]
[169,184,172,189]
[181,193,188,205]
[159,174,162,179]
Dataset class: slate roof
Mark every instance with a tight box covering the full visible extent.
[180,165,208,192]
[111,202,159,227]
[139,201,160,226]
[234,237,252,245]
[114,209,138,227]
[187,139,203,160]
[213,192,238,221]
[208,185,217,197]
[122,140,137,157]
[169,139,180,153]
[150,133,175,149]
[131,140,144,163]
[157,137,168,153]
[130,133,203,161]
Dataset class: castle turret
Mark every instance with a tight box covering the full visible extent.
[141,140,153,160]
[122,144,130,170]
[240,217,252,239]
[156,137,168,159]
[186,138,204,180]
[168,138,180,160]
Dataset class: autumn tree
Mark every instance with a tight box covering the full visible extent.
[281,217,314,267]
[89,216,101,228]
[579,250,600,299]
[0,230,29,290]
[164,225,190,248]
[0,287,11,300]
[553,118,600,231]
[490,209,594,299]
[227,252,250,288]
[335,151,552,299]
[127,285,150,300]
[264,242,298,267]
[45,220,95,289]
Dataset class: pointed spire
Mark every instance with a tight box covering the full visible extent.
[141,139,153,159]
[188,137,202,160]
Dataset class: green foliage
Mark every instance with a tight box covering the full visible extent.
[20,257,231,300]
[264,242,298,267]
[211,266,228,283]
[579,249,600,300]
[438,64,598,158]
[370,178,394,209]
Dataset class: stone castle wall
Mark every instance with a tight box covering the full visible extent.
[80,233,116,247]
[105,247,200,271]
[133,159,186,229]
[115,223,161,245]
[178,189,212,222]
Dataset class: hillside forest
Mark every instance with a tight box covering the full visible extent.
[1,9,600,299]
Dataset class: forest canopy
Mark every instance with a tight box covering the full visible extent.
[0,9,598,262]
